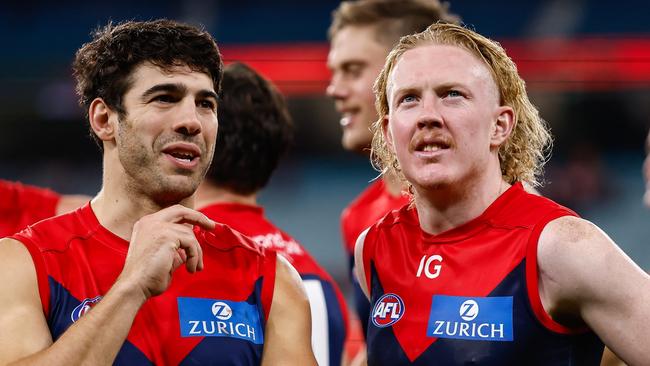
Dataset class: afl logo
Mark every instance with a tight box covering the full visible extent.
[212,301,233,320]
[372,293,405,328]
[70,296,102,323]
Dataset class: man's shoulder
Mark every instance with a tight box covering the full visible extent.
[492,184,577,228]
[11,206,89,252]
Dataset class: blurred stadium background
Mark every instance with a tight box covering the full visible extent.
[1,0,649,294]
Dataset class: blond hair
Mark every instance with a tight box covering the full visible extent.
[371,22,552,188]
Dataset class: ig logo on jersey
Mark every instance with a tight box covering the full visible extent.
[372,293,405,328]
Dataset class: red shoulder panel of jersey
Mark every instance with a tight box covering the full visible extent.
[361,183,579,361]
[11,204,96,316]
[341,179,410,256]
[0,179,60,237]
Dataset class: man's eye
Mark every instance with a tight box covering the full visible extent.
[198,100,216,110]
[344,65,363,78]
[446,90,462,98]
[153,95,174,103]
[400,95,417,104]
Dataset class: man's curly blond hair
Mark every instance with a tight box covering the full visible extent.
[371,22,552,188]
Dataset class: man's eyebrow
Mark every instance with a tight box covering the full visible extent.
[141,83,217,102]
[329,59,366,71]
[197,90,218,101]
[390,85,419,98]
[141,83,187,99]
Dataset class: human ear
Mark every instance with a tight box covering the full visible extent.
[491,106,515,147]
[88,98,117,141]
[381,116,394,152]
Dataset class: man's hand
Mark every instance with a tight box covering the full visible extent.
[119,204,216,299]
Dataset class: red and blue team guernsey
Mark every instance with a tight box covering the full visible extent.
[199,202,349,366]
[0,179,61,237]
[11,203,276,365]
[341,179,410,333]
[360,183,604,365]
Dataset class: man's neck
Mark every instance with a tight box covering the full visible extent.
[194,181,258,209]
[414,168,510,236]
[90,154,195,241]
[383,171,406,197]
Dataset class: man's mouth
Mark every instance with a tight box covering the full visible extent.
[414,138,452,153]
[167,151,197,163]
[419,144,444,152]
[339,109,359,127]
[161,143,201,168]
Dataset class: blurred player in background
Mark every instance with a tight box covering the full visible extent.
[0,179,90,237]
[195,62,350,366]
[0,19,316,365]
[357,22,650,365]
[326,0,460,360]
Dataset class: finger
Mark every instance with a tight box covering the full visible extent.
[178,248,188,262]
[176,231,202,273]
[171,224,204,272]
[159,205,216,230]
[193,235,204,271]
[172,250,184,271]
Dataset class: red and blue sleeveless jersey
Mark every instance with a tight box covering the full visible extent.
[0,179,60,238]
[360,183,604,365]
[199,202,349,366]
[11,203,276,365]
[341,179,410,335]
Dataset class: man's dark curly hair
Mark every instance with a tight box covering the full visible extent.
[72,19,223,146]
[206,63,293,195]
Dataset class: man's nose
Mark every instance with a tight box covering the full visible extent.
[173,100,202,136]
[326,75,348,100]
[416,98,443,130]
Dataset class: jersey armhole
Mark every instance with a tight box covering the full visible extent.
[525,210,589,334]
[260,249,277,321]
[358,227,373,295]
[9,234,50,317]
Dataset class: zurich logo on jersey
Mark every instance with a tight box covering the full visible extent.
[178,297,263,344]
[426,295,513,341]
[372,293,405,328]
[70,296,103,323]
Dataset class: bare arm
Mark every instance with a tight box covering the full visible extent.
[262,255,317,366]
[354,228,371,300]
[0,237,146,365]
[0,238,54,364]
[538,216,650,365]
[0,205,214,365]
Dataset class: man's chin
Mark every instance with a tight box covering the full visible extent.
[342,134,372,154]
[151,177,200,206]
